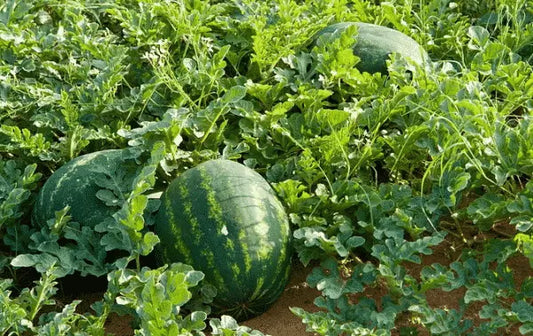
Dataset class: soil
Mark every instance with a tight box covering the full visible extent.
[5,224,532,335]
[57,261,323,336]
[58,237,530,336]
[241,261,321,335]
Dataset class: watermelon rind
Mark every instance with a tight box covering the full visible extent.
[32,148,140,229]
[154,159,292,321]
[316,21,430,74]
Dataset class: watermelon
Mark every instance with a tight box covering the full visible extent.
[32,149,140,228]
[153,159,292,321]
[316,22,429,74]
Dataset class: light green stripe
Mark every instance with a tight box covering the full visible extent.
[191,166,226,287]
[178,181,201,245]
[45,154,95,217]
[250,185,273,261]
[199,166,226,233]
[168,182,193,264]
[199,165,238,282]
[239,229,252,273]
[225,238,236,260]
[202,248,225,288]
[231,263,240,276]
[250,276,266,301]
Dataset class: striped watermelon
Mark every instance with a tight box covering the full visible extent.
[316,22,429,74]
[32,149,140,228]
[153,159,292,320]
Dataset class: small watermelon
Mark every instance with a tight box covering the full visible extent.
[32,149,140,228]
[153,159,292,321]
[316,22,430,74]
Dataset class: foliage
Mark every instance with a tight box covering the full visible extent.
[1,0,532,334]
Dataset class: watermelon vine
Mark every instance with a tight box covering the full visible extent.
[1,0,532,335]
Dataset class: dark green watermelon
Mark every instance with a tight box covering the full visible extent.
[32,149,140,228]
[316,22,430,74]
[153,159,292,321]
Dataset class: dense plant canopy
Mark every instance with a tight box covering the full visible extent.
[1,0,532,335]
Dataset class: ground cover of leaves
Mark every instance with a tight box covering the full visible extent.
[1,0,532,335]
